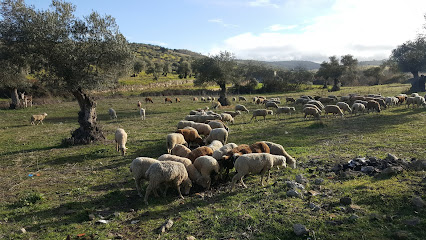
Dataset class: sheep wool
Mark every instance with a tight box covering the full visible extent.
[115,128,128,156]
[166,133,187,153]
[130,157,159,197]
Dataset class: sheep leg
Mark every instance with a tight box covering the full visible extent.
[231,172,243,190]
[175,183,184,199]
[116,142,119,152]
[135,178,143,197]
[260,167,269,186]
[144,183,155,205]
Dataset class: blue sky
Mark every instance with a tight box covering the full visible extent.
[26,0,426,62]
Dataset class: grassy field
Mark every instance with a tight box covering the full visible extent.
[0,84,425,239]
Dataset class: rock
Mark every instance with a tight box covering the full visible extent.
[20,228,26,234]
[88,214,96,220]
[314,178,324,185]
[287,189,302,198]
[293,224,309,236]
[159,219,174,233]
[307,190,319,196]
[411,196,425,209]
[361,166,376,175]
[347,204,361,213]
[331,164,343,172]
[96,220,110,224]
[186,236,196,240]
[380,166,403,176]
[386,153,398,161]
[348,214,359,221]
[296,174,308,184]
[285,181,305,190]
[131,220,140,224]
[404,217,420,226]
[409,159,426,171]
[340,197,352,205]
[309,202,320,211]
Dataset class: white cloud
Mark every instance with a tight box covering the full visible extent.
[249,0,279,8]
[266,24,298,31]
[208,18,239,28]
[211,0,426,62]
[144,40,168,46]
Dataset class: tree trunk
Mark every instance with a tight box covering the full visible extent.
[410,71,420,92]
[9,88,20,109]
[218,83,230,106]
[65,88,105,145]
[331,78,341,92]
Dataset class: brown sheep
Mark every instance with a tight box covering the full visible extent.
[373,98,387,109]
[249,142,270,153]
[145,97,153,103]
[175,97,181,103]
[165,97,173,103]
[186,146,214,163]
[220,144,253,177]
[193,97,198,101]
[175,129,203,147]
[396,95,406,104]
[367,100,381,113]
[256,98,265,104]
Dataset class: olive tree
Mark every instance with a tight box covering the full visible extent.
[315,56,346,91]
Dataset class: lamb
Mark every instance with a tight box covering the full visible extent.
[186,146,214,162]
[385,97,398,106]
[250,109,273,122]
[30,113,48,125]
[139,108,146,120]
[191,122,212,136]
[165,97,173,103]
[367,100,381,113]
[265,101,279,109]
[324,105,344,117]
[336,102,352,114]
[175,128,203,147]
[171,144,192,157]
[253,97,258,103]
[263,141,296,169]
[223,111,241,117]
[351,102,366,115]
[276,107,296,116]
[231,153,286,190]
[235,104,249,113]
[108,108,117,119]
[204,128,228,145]
[206,140,224,152]
[256,98,265,104]
[303,107,321,119]
[206,120,229,131]
[158,154,209,189]
[144,161,192,205]
[220,113,234,124]
[193,97,198,101]
[175,97,181,103]
[145,97,153,103]
[207,96,212,102]
[193,156,220,189]
[115,128,128,156]
[166,133,187,153]
[130,157,159,197]
[212,143,238,160]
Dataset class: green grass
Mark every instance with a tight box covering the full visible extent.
[0,83,425,239]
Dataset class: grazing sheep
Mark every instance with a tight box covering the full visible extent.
[263,141,296,169]
[324,105,344,117]
[352,103,366,115]
[186,146,214,162]
[295,98,310,105]
[139,108,146,120]
[336,102,352,114]
[205,128,228,145]
[193,156,220,189]
[303,104,322,113]
[232,97,237,101]
[175,97,181,103]
[286,97,295,103]
[223,111,241,117]
[184,115,199,122]
[250,141,270,153]
[165,97,173,103]
[206,140,224,152]
[265,101,279,109]
[307,100,325,110]
[207,96,212,102]
[108,108,117,119]
[137,100,142,108]
[340,96,350,102]
[411,93,420,97]
[115,128,128,156]
[367,100,381,113]
[192,114,222,123]
[374,98,387,109]
[220,144,253,178]
[130,157,159,197]
[144,161,192,205]
[231,153,286,190]
[414,96,426,107]
[171,144,192,157]
[385,97,398,106]
[212,101,222,109]
[303,107,321,119]
[206,120,229,131]
[406,97,415,108]
[212,143,238,160]
[276,107,296,116]
[256,98,265,104]
[396,95,407,104]
[145,97,153,103]
[201,97,206,102]
[191,122,212,136]
[175,128,203,147]
[235,104,249,113]
[253,97,258,103]
[30,113,48,125]
[250,109,273,121]
[166,133,187,153]
[239,96,247,101]
[177,120,195,129]
[318,97,334,104]
[193,97,199,101]
[220,113,234,124]
[354,100,368,107]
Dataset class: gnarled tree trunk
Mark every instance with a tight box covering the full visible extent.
[218,83,230,106]
[65,88,105,145]
[410,71,421,92]
[9,88,20,109]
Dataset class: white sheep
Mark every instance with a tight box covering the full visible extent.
[235,104,249,113]
[190,122,212,136]
[204,128,228,145]
[166,133,187,153]
[212,101,222,109]
[414,96,426,107]
[108,108,117,119]
[411,93,420,97]
[406,97,415,108]
[324,105,344,117]
[232,97,237,101]
[307,100,324,110]
[212,143,238,160]
[206,140,224,152]
[171,144,192,157]
[196,114,222,123]
[115,128,128,156]
[130,157,159,197]
[351,102,366,115]
[30,113,47,125]
[239,96,247,101]
[207,121,228,131]
[303,104,322,113]
[220,113,234,124]
[336,102,352,114]
[193,156,220,189]
[177,120,195,129]
[250,109,273,121]
[144,161,192,205]
[139,108,145,120]
[223,111,241,117]
[231,153,286,190]
[263,141,296,169]
[276,107,295,117]
[303,107,320,119]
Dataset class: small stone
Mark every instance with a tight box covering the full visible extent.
[347,204,361,213]
[285,181,305,190]
[293,223,309,236]
[159,219,174,233]
[381,166,403,176]
[88,214,96,220]
[307,190,319,196]
[348,214,359,221]
[131,220,140,224]
[411,196,425,209]
[409,160,426,171]
[20,228,26,234]
[340,197,352,205]
[386,153,398,161]
[361,166,376,174]
[186,236,196,240]
[308,202,320,211]
[96,219,110,224]
[295,174,308,184]
[314,178,324,185]
[287,189,302,198]
[404,217,420,226]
